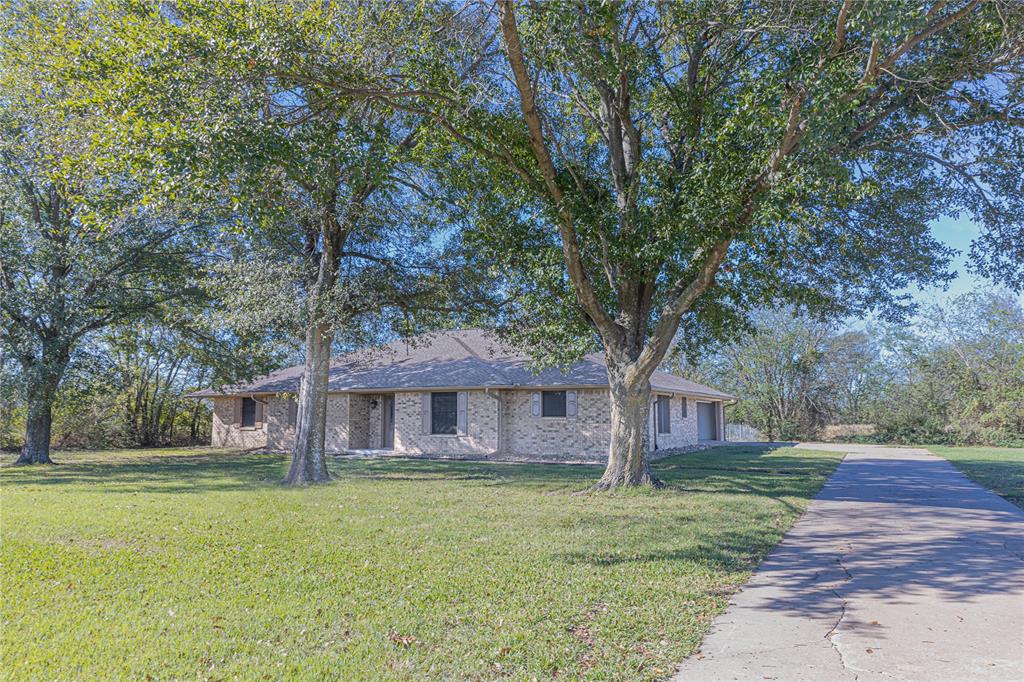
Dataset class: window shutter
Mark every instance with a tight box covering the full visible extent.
[288,397,298,428]
[234,398,241,425]
[531,392,541,417]
[457,391,468,435]
[566,390,577,418]
[421,393,431,434]
[682,397,688,418]
[255,399,265,428]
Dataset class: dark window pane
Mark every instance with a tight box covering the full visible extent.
[431,392,458,434]
[657,396,671,433]
[287,398,298,427]
[241,397,256,427]
[542,391,566,417]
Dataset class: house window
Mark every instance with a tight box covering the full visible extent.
[542,390,567,417]
[287,397,298,429]
[241,397,257,428]
[431,392,458,434]
[656,395,671,434]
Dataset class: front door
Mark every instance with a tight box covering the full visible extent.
[381,395,395,449]
[697,401,717,441]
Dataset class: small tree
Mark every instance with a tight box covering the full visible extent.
[692,308,835,441]
[876,291,1024,445]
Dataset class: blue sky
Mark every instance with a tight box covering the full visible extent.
[844,216,1021,331]
[909,216,1022,307]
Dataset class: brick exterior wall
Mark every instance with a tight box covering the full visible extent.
[211,388,714,459]
[651,395,700,451]
[503,388,610,459]
[265,396,295,451]
[393,390,500,455]
[211,397,268,450]
[320,394,344,451]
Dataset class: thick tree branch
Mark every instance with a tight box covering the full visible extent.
[829,0,854,59]
[877,0,981,74]
[497,0,620,341]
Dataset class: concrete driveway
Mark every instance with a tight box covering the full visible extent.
[674,444,1024,681]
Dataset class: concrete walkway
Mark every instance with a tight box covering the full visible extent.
[674,444,1024,681]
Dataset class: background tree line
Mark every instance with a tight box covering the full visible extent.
[2,1,1022,489]
[682,290,1024,446]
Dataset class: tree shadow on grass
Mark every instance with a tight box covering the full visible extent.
[338,456,600,488]
[558,519,792,575]
[568,453,1024,647]
[0,444,839,499]
[0,450,287,493]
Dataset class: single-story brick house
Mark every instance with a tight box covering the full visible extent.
[191,329,733,461]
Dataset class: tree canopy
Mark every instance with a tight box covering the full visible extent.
[2,1,1021,487]
[0,2,212,463]
[322,0,1023,486]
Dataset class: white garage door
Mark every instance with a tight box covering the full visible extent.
[697,402,717,441]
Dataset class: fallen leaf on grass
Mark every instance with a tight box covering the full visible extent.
[388,632,417,647]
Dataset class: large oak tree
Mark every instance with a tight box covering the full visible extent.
[101,1,490,483]
[0,3,207,464]
[322,0,1023,488]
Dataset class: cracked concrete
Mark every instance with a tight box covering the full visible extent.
[674,444,1024,681]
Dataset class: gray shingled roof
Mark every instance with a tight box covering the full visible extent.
[190,329,734,400]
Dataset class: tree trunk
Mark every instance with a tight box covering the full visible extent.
[16,347,68,465]
[18,393,55,464]
[284,323,333,485]
[592,369,662,491]
[189,400,202,443]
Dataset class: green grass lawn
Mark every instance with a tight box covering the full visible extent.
[2,445,841,681]
[926,445,1024,509]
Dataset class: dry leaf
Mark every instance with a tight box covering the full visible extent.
[388,632,417,647]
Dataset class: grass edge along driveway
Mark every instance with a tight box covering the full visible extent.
[2,444,841,681]
[926,444,1024,510]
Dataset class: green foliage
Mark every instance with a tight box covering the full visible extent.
[688,291,1023,446]
[97,0,497,348]
[1,444,841,680]
[0,345,21,449]
[874,291,1024,446]
[382,0,1024,368]
[1,1,220,459]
